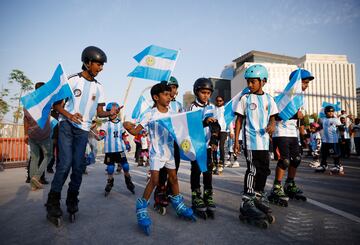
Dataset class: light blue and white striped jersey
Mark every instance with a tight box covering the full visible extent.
[214,105,227,132]
[169,100,183,113]
[320,117,341,143]
[235,93,278,150]
[101,120,126,153]
[60,74,105,131]
[272,119,298,138]
[139,107,175,162]
[310,132,321,151]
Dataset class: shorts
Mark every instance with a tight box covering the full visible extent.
[272,137,300,161]
[104,152,127,165]
[149,156,175,171]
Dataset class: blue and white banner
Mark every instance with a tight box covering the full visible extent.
[128,45,179,82]
[224,87,250,126]
[319,101,341,118]
[156,110,208,172]
[275,68,304,121]
[21,64,73,129]
[131,95,152,122]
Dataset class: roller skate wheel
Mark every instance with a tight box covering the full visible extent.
[258,219,270,229]
[69,214,76,223]
[267,214,275,224]
[47,214,62,227]
[158,207,166,215]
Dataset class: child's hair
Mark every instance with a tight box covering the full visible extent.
[150,83,171,103]
[35,82,45,90]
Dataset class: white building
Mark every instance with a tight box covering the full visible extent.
[230,51,357,117]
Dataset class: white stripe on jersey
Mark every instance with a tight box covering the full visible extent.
[60,74,105,131]
[101,120,126,153]
[214,106,227,132]
[169,100,183,113]
[272,119,298,138]
[235,93,278,150]
[320,117,341,143]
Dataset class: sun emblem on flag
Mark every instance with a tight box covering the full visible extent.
[181,139,191,153]
[145,56,155,66]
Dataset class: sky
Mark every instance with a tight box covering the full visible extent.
[1,0,360,122]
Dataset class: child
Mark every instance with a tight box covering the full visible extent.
[233,64,277,227]
[46,46,117,226]
[124,83,195,236]
[100,102,135,196]
[188,78,220,219]
[225,120,240,168]
[339,116,351,158]
[268,69,314,206]
[315,105,344,174]
[309,122,322,168]
[140,130,149,167]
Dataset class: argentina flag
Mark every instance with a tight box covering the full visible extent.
[319,101,341,118]
[156,110,208,172]
[21,64,73,129]
[224,87,250,126]
[128,45,179,82]
[275,68,304,121]
[131,95,152,122]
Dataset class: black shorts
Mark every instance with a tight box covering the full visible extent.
[272,137,300,161]
[104,152,127,165]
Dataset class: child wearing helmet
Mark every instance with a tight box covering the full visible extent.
[188,77,220,219]
[268,68,314,207]
[46,46,118,226]
[100,102,135,196]
[315,105,343,174]
[309,122,322,168]
[233,64,278,227]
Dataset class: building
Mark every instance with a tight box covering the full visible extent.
[209,77,231,104]
[230,50,357,117]
[182,91,195,111]
[357,87,360,117]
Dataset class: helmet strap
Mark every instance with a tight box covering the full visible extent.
[83,62,95,80]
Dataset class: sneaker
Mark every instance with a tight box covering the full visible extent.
[309,161,320,168]
[224,160,231,167]
[231,161,240,168]
[30,176,43,189]
[330,165,344,174]
[315,165,327,173]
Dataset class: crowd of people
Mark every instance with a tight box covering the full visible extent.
[23,46,360,234]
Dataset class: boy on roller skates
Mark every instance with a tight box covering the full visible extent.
[268,69,314,206]
[154,77,183,215]
[315,106,344,175]
[188,78,220,219]
[234,65,278,228]
[124,83,195,236]
[45,46,117,226]
[100,102,135,197]
[309,122,322,168]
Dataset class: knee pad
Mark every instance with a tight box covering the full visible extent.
[277,159,290,170]
[290,156,301,168]
[122,162,130,172]
[106,164,115,175]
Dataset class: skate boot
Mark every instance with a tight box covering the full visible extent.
[104,178,114,197]
[284,181,307,201]
[267,184,289,207]
[191,189,207,219]
[203,189,216,219]
[136,198,151,236]
[329,165,344,175]
[153,185,169,215]
[218,161,224,174]
[309,160,320,168]
[46,191,63,227]
[125,175,135,194]
[255,191,275,224]
[239,194,269,229]
[170,194,196,221]
[315,165,328,173]
[66,190,79,223]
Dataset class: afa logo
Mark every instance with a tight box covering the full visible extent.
[180,139,191,153]
[249,103,257,110]
[73,89,82,97]
[145,56,155,66]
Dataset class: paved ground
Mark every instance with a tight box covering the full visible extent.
[1,154,360,245]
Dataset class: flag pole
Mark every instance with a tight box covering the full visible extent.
[121,77,134,121]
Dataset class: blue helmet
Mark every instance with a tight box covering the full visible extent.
[244,64,268,81]
[289,69,314,81]
[106,102,119,111]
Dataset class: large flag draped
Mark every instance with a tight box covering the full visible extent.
[156,110,208,172]
[275,68,304,121]
[131,95,152,122]
[21,64,73,129]
[224,87,250,126]
[128,45,179,82]
[319,101,341,118]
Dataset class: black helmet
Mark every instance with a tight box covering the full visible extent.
[81,46,107,65]
[193,78,213,94]
[324,105,335,114]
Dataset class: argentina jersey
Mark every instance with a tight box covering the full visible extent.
[140,108,175,162]
[272,119,298,138]
[321,117,341,143]
[236,93,278,150]
[61,74,105,131]
[169,100,183,113]
[101,120,126,153]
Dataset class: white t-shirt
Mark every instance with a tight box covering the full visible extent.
[141,136,149,150]
[235,93,278,150]
[60,73,105,131]
[320,117,341,143]
[272,119,298,138]
[101,120,126,153]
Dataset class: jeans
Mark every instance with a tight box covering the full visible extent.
[50,120,89,193]
[29,137,52,179]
